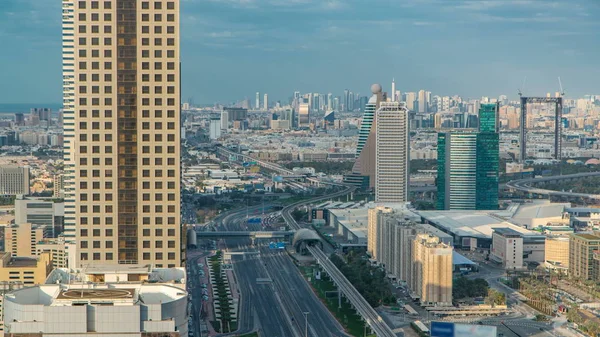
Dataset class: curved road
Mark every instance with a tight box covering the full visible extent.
[506,171,600,199]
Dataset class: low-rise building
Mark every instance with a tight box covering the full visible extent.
[0,166,29,196]
[14,196,64,237]
[490,228,545,270]
[35,238,76,269]
[0,252,52,286]
[5,223,50,258]
[3,283,189,336]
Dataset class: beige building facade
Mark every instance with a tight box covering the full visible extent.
[545,236,569,273]
[569,233,600,280]
[366,206,392,260]
[410,234,453,306]
[0,166,29,196]
[36,239,76,269]
[5,223,49,258]
[0,252,52,286]
[65,0,181,268]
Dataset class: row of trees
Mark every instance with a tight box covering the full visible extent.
[453,277,489,299]
[453,277,505,306]
[329,252,396,307]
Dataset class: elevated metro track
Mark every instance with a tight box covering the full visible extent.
[506,171,600,200]
[281,184,396,337]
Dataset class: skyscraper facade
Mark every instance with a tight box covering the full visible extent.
[405,92,416,111]
[476,103,500,209]
[418,90,427,113]
[263,93,268,110]
[347,84,386,189]
[65,0,181,267]
[437,132,478,210]
[355,95,376,158]
[343,89,349,111]
[375,101,409,203]
[298,101,310,128]
[437,103,499,210]
[255,92,260,109]
[62,0,76,239]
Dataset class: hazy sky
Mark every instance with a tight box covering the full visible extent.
[0,0,599,104]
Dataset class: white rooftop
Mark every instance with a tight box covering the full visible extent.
[418,210,538,239]
[509,201,569,219]
[6,283,187,307]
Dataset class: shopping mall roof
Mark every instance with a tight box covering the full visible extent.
[417,210,538,239]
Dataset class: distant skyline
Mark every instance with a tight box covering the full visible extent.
[1,0,599,104]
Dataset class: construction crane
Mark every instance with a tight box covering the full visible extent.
[518,77,527,98]
[558,77,566,97]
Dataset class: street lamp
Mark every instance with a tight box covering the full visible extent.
[303,312,310,337]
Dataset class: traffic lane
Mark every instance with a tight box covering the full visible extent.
[268,249,344,335]
[261,247,348,337]
[236,254,296,337]
[188,252,210,337]
[231,255,254,335]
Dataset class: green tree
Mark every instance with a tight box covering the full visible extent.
[567,303,582,324]
[585,321,600,337]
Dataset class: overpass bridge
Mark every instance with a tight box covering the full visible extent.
[216,146,294,176]
[216,146,331,187]
[197,231,295,239]
[506,171,600,201]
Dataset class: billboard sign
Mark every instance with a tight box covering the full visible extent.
[431,322,454,337]
[431,322,496,337]
[455,324,497,337]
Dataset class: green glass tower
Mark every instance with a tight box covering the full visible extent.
[436,133,447,210]
[437,103,499,210]
[479,102,500,133]
[476,103,499,209]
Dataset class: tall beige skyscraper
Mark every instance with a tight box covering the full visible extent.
[64,0,181,268]
[417,89,427,113]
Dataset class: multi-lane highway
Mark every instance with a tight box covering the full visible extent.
[206,201,348,337]
[229,243,297,337]
[258,245,349,337]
